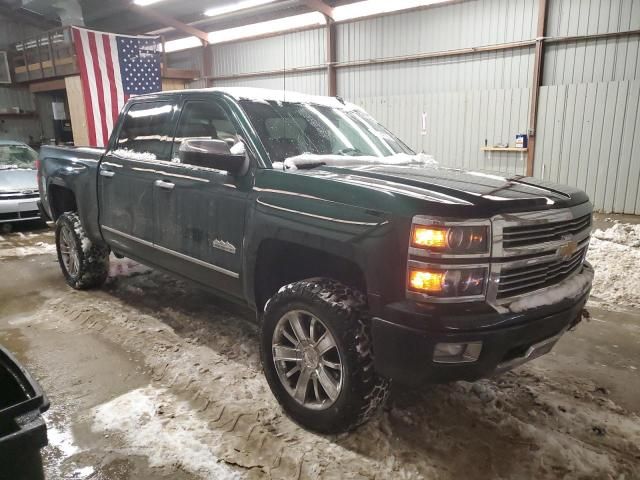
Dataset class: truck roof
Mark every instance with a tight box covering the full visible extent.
[148,87,355,110]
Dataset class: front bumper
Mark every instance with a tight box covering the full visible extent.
[0,196,41,223]
[371,265,592,385]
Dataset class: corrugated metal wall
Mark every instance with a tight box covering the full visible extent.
[208,28,327,95]
[0,14,45,144]
[535,0,640,214]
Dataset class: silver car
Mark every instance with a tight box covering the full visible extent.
[0,141,41,230]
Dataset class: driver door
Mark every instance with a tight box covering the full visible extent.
[152,97,251,298]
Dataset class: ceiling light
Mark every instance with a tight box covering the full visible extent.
[208,12,326,44]
[333,0,450,22]
[163,36,202,52]
[133,0,167,5]
[204,0,277,18]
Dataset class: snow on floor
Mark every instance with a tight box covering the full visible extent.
[587,222,640,310]
[92,386,243,479]
[108,255,152,279]
[0,241,56,258]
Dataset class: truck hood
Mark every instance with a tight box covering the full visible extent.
[294,163,589,215]
[0,169,37,193]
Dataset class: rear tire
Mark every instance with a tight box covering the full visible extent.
[260,279,390,434]
[55,212,109,289]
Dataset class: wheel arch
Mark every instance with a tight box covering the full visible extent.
[252,238,367,313]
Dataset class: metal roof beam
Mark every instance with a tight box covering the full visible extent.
[301,0,334,20]
[129,4,210,44]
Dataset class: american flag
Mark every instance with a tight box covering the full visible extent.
[72,27,162,147]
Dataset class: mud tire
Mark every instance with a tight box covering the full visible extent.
[260,278,390,434]
[55,212,109,290]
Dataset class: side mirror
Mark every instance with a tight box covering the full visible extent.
[178,139,248,175]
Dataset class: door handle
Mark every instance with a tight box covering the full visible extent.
[100,169,115,178]
[154,179,175,190]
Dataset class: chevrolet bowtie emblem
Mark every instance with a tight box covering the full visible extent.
[557,240,578,260]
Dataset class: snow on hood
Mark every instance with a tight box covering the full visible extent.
[508,268,594,313]
[274,152,438,171]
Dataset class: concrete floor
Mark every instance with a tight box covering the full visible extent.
[0,221,639,479]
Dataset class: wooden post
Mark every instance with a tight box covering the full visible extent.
[526,0,548,177]
[326,16,336,97]
[65,75,89,146]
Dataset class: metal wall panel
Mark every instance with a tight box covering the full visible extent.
[338,47,534,175]
[0,85,42,144]
[336,0,537,63]
[535,80,640,214]
[212,70,327,96]
[211,28,326,76]
[546,0,639,37]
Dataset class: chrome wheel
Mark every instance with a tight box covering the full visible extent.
[59,224,79,278]
[272,310,343,410]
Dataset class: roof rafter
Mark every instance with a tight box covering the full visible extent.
[128,4,209,44]
[300,0,334,20]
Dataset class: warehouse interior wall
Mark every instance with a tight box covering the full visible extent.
[171,0,640,214]
[0,13,47,144]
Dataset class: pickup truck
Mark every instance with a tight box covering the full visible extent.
[38,87,593,434]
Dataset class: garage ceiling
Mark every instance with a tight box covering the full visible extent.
[0,0,354,39]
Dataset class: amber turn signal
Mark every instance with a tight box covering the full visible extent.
[412,227,447,248]
[408,269,444,293]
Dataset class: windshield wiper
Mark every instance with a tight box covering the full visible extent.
[337,147,364,156]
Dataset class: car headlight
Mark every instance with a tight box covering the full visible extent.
[408,267,487,297]
[411,225,489,254]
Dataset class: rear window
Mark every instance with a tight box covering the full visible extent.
[114,101,174,161]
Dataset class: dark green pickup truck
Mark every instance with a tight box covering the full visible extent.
[38,88,594,433]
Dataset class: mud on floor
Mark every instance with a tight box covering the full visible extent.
[0,224,639,479]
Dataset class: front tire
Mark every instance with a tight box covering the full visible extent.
[55,212,109,289]
[260,279,390,434]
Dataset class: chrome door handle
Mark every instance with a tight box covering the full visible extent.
[100,169,115,178]
[155,179,175,190]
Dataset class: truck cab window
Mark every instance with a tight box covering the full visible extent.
[172,101,239,163]
[114,101,174,161]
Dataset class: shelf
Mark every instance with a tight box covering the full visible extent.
[0,112,38,118]
[481,147,527,152]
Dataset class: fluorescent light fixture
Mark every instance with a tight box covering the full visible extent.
[208,12,326,44]
[163,35,202,52]
[333,0,450,22]
[204,0,277,17]
[163,12,326,52]
[133,0,167,5]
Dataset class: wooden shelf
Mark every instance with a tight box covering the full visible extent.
[0,112,37,118]
[481,147,528,152]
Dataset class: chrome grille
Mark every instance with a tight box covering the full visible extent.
[496,245,587,299]
[502,214,591,248]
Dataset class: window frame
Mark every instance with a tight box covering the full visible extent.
[108,98,179,162]
[170,98,241,165]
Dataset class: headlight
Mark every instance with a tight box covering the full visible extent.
[411,225,489,254]
[408,267,486,297]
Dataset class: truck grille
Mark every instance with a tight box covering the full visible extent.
[502,214,591,248]
[497,245,587,299]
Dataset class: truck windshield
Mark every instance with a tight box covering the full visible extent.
[0,145,38,170]
[239,100,414,166]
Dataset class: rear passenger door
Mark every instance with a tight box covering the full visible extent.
[152,97,250,298]
[99,100,176,261]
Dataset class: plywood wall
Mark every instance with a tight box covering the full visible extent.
[65,75,89,146]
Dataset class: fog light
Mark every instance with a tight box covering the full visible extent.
[433,342,482,363]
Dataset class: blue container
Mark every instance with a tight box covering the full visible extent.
[515,133,528,148]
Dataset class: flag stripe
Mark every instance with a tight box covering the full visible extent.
[95,34,114,141]
[108,34,125,123]
[72,28,97,146]
[87,33,108,147]
[79,28,103,146]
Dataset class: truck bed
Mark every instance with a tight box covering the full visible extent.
[38,145,104,241]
